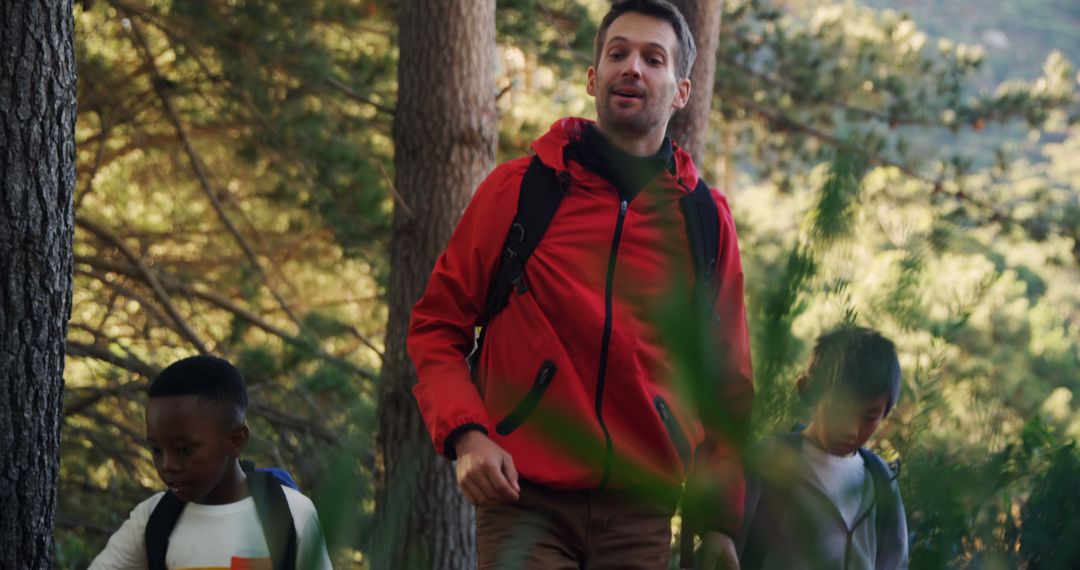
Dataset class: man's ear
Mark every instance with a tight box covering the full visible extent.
[586,66,597,96]
[672,77,691,111]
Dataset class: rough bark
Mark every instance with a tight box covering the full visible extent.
[373,1,497,569]
[0,0,77,568]
[667,0,723,170]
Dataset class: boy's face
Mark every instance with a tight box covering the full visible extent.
[811,393,889,456]
[146,395,248,504]
[587,12,691,142]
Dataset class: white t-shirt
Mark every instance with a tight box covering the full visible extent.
[89,486,332,570]
[802,442,867,528]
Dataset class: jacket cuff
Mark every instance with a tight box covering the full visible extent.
[443,423,489,460]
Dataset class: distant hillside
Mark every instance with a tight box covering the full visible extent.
[858,0,1080,84]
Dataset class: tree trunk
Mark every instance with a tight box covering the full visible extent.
[0,1,76,568]
[373,1,497,569]
[667,0,723,170]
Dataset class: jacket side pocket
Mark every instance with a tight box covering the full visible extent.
[654,395,692,473]
[495,361,557,436]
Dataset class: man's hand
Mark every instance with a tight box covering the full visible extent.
[698,531,740,570]
[453,430,520,505]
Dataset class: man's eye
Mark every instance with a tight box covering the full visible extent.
[608,51,624,60]
[149,447,162,456]
[647,57,663,65]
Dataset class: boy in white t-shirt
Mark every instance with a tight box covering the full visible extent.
[737,326,909,570]
[90,355,332,570]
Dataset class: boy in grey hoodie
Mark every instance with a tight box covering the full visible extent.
[737,326,909,570]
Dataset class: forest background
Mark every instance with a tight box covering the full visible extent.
[16,0,1079,567]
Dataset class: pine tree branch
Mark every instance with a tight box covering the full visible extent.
[75,119,111,210]
[735,96,1010,222]
[536,0,592,63]
[74,268,175,330]
[122,15,310,336]
[66,340,341,444]
[250,402,338,443]
[64,380,146,417]
[720,55,939,127]
[66,340,162,380]
[324,76,396,116]
[75,255,381,381]
[77,217,210,353]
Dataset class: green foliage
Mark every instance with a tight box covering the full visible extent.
[714,0,1078,210]
[1013,442,1080,567]
[59,0,1080,567]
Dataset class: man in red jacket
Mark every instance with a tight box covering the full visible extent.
[408,1,753,568]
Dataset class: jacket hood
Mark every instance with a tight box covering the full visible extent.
[530,117,700,191]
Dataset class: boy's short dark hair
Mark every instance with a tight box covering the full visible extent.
[594,0,698,80]
[149,355,248,422]
[798,326,902,415]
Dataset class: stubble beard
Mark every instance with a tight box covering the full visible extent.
[595,82,675,141]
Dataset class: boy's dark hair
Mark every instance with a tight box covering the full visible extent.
[149,355,248,422]
[798,325,902,415]
[594,0,698,80]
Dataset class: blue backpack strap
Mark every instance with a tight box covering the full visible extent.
[247,469,298,570]
[144,491,185,570]
[258,467,299,490]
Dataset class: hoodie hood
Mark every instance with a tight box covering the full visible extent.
[530,117,700,192]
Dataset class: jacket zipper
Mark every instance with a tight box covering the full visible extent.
[495,361,557,436]
[654,396,692,473]
[800,479,876,570]
[596,199,628,489]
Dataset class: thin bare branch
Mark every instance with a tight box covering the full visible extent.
[736,96,1009,220]
[77,217,210,353]
[75,120,112,210]
[536,0,592,62]
[75,268,175,329]
[325,76,396,116]
[64,381,146,417]
[122,15,308,332]
[76,255,382,380]
[67,340,162,380]
[377,159,414,220]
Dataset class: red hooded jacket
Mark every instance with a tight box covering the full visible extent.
[408,118,753,534]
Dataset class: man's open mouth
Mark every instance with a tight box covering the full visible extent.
[612,87,644,99]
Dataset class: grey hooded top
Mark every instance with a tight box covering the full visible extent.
[736,431,909,570]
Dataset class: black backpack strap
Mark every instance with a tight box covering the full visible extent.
[248,470,298,570]
[469,155,568,369]
[480,155,568,324]
[145,491,185,570]
[679,178,720,293]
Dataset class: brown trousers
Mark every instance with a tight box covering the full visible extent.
[476,480,676,569]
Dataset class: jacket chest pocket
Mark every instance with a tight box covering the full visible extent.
[654,396,692,473]
[495,361,557,436]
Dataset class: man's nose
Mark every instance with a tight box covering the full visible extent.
[621,55,642,78]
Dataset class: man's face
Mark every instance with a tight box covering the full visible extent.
[812,393,889,456]
[146,395,246,504]
[587,12,691,142]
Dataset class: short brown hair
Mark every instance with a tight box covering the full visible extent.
[594,0,698,80]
